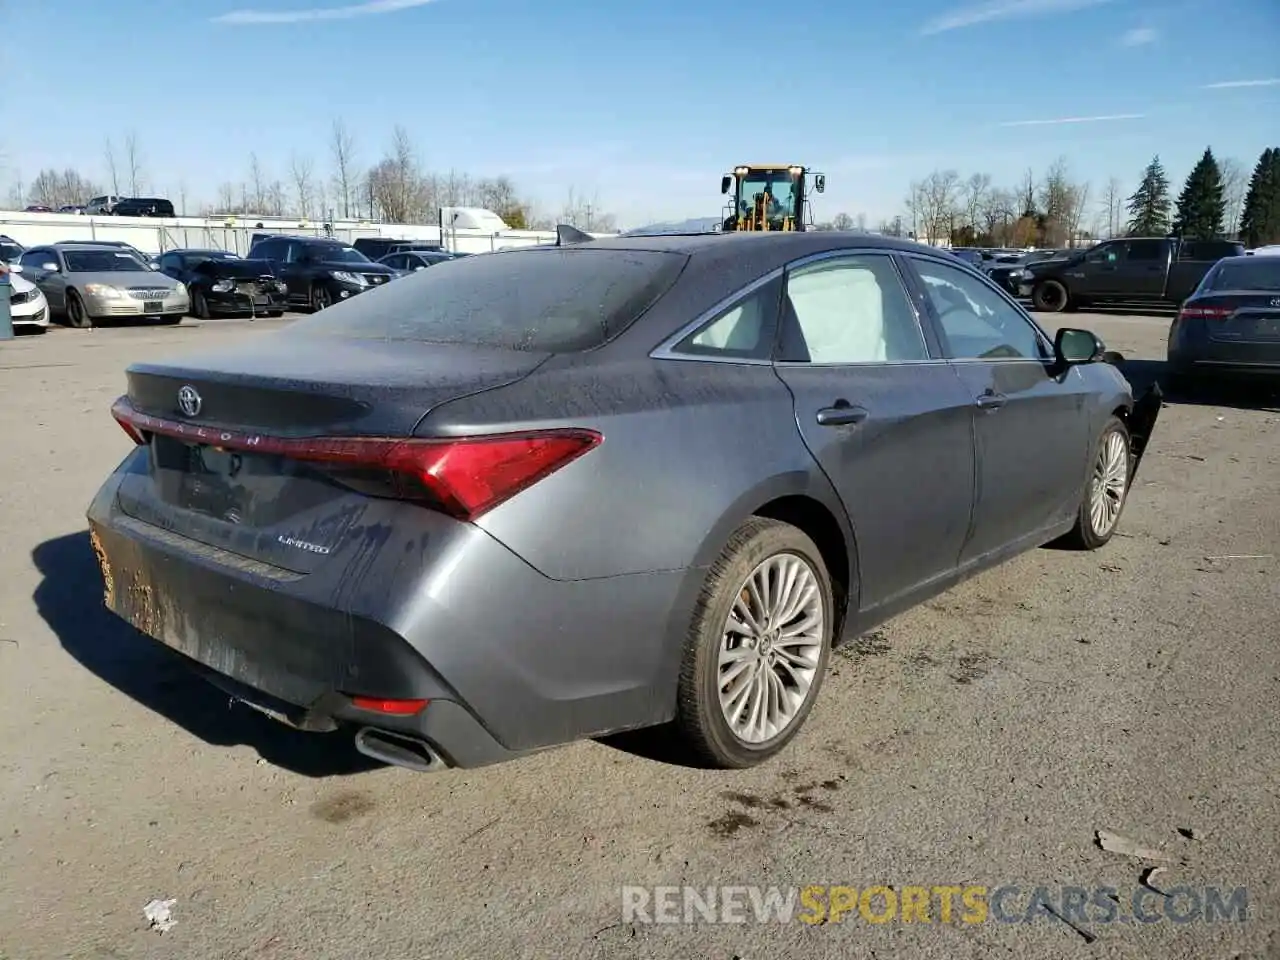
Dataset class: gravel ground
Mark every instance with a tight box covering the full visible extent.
[0,311,1277,960]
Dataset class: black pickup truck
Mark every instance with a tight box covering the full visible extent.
[1018,237,1244,312]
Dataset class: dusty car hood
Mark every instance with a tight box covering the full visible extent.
[72,272,182,288]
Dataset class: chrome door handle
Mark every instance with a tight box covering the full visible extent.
[975,392,1007,411]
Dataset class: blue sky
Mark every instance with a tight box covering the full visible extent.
[3,0,1278,227]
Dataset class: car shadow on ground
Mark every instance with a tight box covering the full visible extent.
[1118,359,1280,412]
[32,531,380,778]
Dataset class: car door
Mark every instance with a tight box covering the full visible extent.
[1065,240,1126,297]
[20,248,67,311]
[770,251,977,609]
[905,255,1091,564]
[1119,239,1170,299]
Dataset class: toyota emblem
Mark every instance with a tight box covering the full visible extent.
[177,385,202,418]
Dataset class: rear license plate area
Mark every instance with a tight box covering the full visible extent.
[144,301,163,314]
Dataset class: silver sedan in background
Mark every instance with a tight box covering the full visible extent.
[17,243,189,328]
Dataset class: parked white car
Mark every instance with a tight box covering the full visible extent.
[7,269,50,333]
[1246,244,1280,256]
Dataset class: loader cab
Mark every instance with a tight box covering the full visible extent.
[719,164,825,232]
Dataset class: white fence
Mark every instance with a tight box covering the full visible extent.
[0,210,585,257]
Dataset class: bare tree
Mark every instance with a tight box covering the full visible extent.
[1038,157,1081,247]
[369,125,429,223]
[855,212,867,231]
[124,131,145,194]
[1065,180,1091,246]
[214,182,236,214]
[290,154,315,218]
[981,188,1016,244]
[831,212,854,230]
[906,170,960,244]
[963,172,992,237]
[27,168,103,209]
[103,138,120,195]
[1219,157,1248,237]
[1019,168,1037,217]
[558,187,617,232]
[267,180,287,217]
[329,118,358,219]
[247,153,267,212]
[1097,177,1124,239]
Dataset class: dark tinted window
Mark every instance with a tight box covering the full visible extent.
[19,249,51,268]
[251,240,285,261]
[1206,259,1280,291]
[303,243,370,264]
[291,247,689,351]
[1180,240,1242,261]
[1126,240,1165,261]
[1,241,22,261]
[207,258,276,279]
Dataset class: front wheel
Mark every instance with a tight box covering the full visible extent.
[1032,280,1070,313]
[674,517,834,768]
[310,285,332,312]
[65,291,91,328]
[1063,416,1131,549]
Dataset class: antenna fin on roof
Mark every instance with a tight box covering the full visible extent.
[556,224,594,246]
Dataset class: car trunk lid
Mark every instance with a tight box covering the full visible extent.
[113,334,551,573]
[1190,292,1280,342]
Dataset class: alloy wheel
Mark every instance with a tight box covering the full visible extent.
[716,552,824,744]
[1089,430,1129,537]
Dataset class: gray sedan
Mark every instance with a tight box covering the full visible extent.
[17,243,188,328]
[86,232,1161,773]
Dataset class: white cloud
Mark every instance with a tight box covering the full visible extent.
[920,0,1113,35]
[212,0,438,25]
[1202,78,1280,89]
[1120,26,1157,46]
[997,113,1144,127]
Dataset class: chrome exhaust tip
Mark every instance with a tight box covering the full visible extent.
[354,727,446,773]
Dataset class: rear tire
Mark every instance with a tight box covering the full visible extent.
[673,517,834,768]
[65,291,91,328]
[1032,280,1070,313]
[1063,416,1131,550]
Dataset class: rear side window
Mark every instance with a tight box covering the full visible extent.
[291,247,689,351]
[1126,240,1165,261]
[1206,259,1280,291]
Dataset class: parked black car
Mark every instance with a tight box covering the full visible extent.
[158,248,288,318]
[1021,237,1245,312]
[246,235,395,311]
[1167,255,1280,386]
[987,249,1074,295]
[113,197,176,217]
[353,237,448,260]
[377,249,459,276]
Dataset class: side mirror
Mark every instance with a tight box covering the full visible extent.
[814,174,826,194]
[720,175,732,195]
[413,265,426,272]
[1055,327,1105,366]
[41,262,59,273]
[8,264,23,274]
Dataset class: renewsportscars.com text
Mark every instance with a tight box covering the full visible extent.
[621,884,1248,926]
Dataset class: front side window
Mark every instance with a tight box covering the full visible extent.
[913,257,1047,361]
[778,255,929,364]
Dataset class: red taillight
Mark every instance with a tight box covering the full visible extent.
[109,397,601,521]
[1178,305,1233,321]
[350,696,428,716]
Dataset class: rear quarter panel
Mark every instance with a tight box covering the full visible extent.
[417,356,847,581]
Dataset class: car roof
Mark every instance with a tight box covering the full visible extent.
[51,242,132,250]
[570,231,938,258]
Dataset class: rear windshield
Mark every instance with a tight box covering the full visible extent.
[291,247,688,351]
[1206,259,1280,291]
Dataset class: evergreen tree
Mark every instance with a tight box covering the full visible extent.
[1239,147,1280,247]
[1174,147,1225,240]
[1126,156,1172,236]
